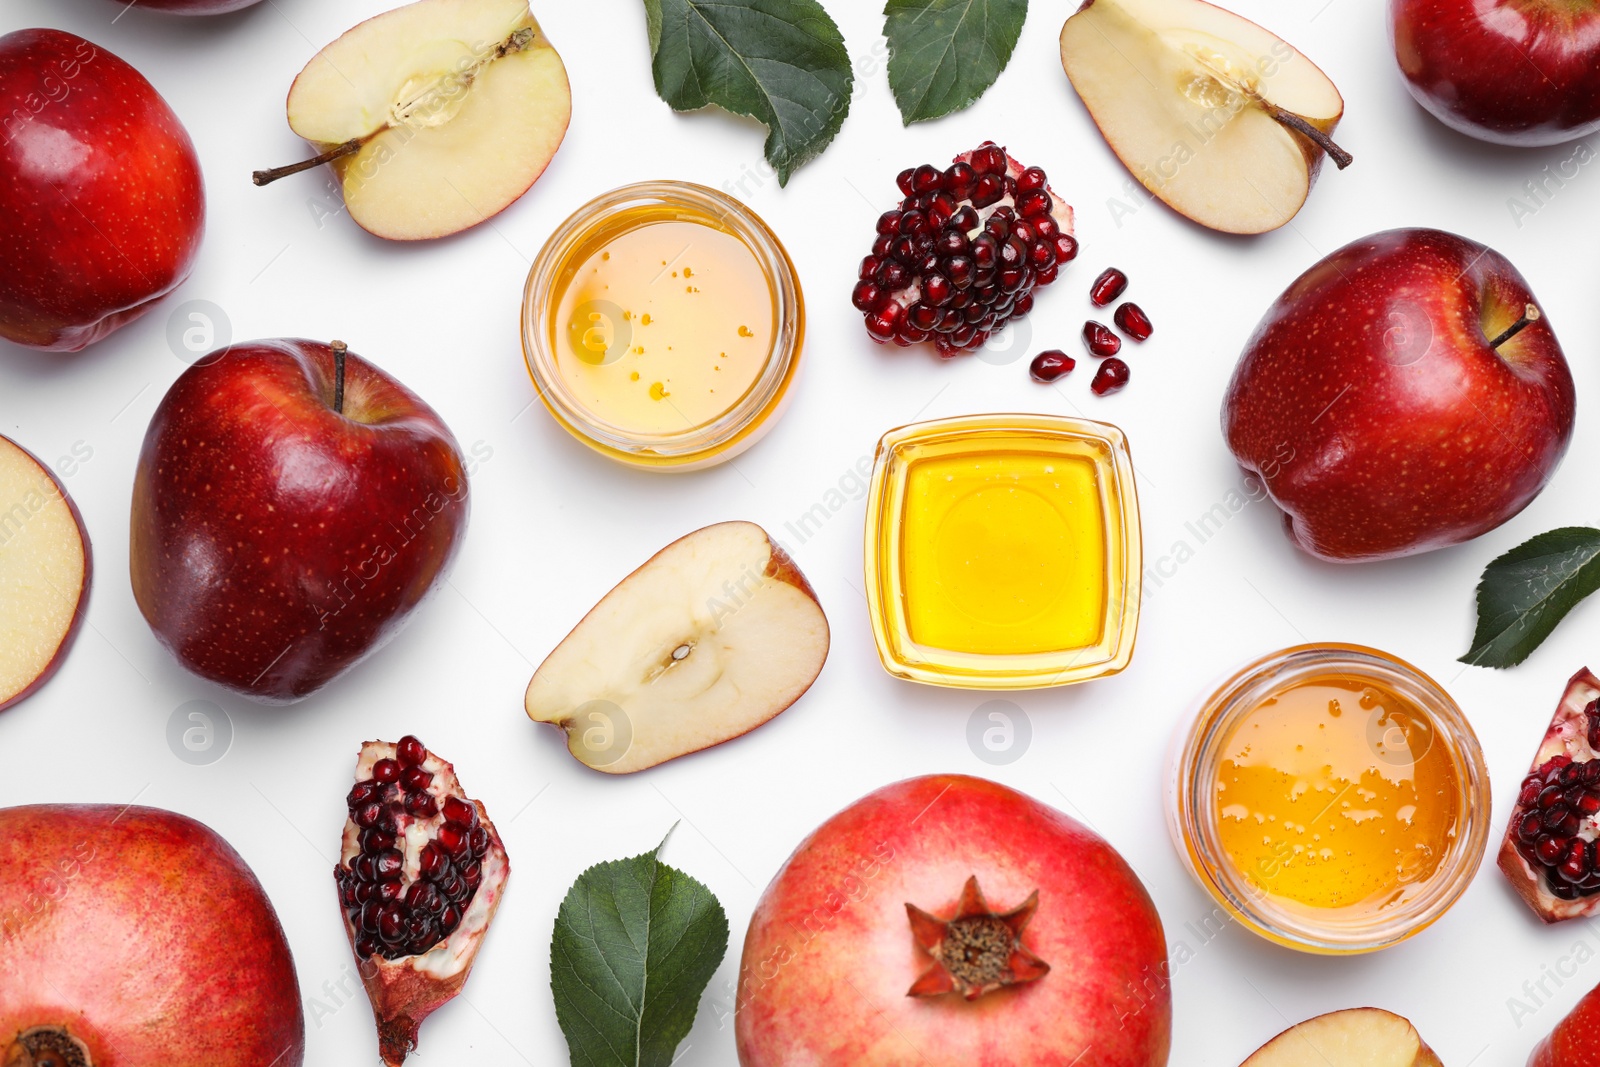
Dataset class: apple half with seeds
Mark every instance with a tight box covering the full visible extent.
[1060,0,1350,234]
[525,522,829,774]
[0,434,90,712]
[254,0,571,240]
[1239,1008,1441,1067]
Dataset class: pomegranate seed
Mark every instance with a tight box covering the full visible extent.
[400,766,434,793]
[405,791,439,818]
[970,175,1004,207]
[407,882,442,913]
[872,234,893,258]
[348,781,380,809]
[970,143,1007,175]
[442,871,470,904]
[1114,302,1153,341]
[1540,785,1564,809]
[360,900,382,934]
[1083,321,1121,357]
[469,826,491,858]
[1519,782,1543,806]
[1538,835,1566,862]
[1090,268,1128,306]
[441,796,478,828]
[859,255,882,280]
[866,306,901,341]
[355,935,380,959]
[1518,812,1544,842]
[911,163,943,193]
[440,906,462,936]
[1017,166,1047,192]
[1586,761,1600,785]
[419,843,450,882]
[437,823,469,859]
[360,828,395,854]
[372,759,400,784]
[1029,350,1075,382]
[1014,293,1035,316]
[396,736,427,766]
[876,211,901,235]
[890,236,917,263]
[852,281,882,312]
[908,304,941,331]
[1015,190,1051,218]
[924,275,953,306]
[1091,358,1130,396]
[352,801,383,830]
[376,878,404,903]
[896,167,915,195]
[1055,235,1079,264]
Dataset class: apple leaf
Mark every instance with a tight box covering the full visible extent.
[1462,527,1600,669]
[550,830,728,1067]
[883,0,1028,125]
[640,0,852,185]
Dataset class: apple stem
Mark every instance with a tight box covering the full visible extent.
[331,340,347,415]
[1488,303,1541,349]
[251,140,363,187]
[1261,103,1353,170]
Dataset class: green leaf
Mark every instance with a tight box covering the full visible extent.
[1461,527,1600,669]
[883,0,1028,125]
[639,0,853,185]
[550,830,729,1067]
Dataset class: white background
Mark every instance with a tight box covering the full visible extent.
[2,0,1597,1063]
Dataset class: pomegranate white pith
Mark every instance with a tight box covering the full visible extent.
[337,738,509,1066]
[1501,668,1600,922]
[853,142,1077,358]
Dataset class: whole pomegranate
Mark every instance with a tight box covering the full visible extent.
[735,775,1170,1067]
[0,804,304,1066]
[1502,668,1600,921]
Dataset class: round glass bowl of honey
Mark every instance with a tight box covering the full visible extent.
[522,182,803,471]
[1168,643,1490,954]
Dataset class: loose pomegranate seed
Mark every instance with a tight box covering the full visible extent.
[1029,350,1075,382]
[1091,358,1130,396]
[1090,268,1128,307]
[396,736,426,766]
[1114,302,1153,341]
[1083,321,1121,358]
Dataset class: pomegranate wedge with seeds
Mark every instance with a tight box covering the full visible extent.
[1502,669,1600,922]
[336,736,509,1065]
[854,141,1076,358]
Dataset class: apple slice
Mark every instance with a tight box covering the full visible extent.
[0,435,90,712]
[525,522,829,774]
[1241,1008,1441,1067]
[1060,0,1349,234]
[253,0,571,240]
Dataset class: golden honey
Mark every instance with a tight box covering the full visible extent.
[864,414,1139,690]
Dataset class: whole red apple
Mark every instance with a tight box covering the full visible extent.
[130,338,469,703]
[1223,227,1573,562]
[0,29,204,351]
[1529,978,1600,1065]
[0,804,304,1066]
[1391,0,1600,146]
[735,774,1170,1067]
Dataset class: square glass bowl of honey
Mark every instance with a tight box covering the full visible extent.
[1168,644,1490,954]
[863,414,1140,689]
[522,182,803,471]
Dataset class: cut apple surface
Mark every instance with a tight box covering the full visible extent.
[1241,1008,1441,1067]
[1060,0,1348,234]
[0,435,90,712]
[525,521,829,774]
[255,0,571,240]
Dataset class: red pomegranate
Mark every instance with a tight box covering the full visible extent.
[0,804,304,1066]
[735,774,1170,1067]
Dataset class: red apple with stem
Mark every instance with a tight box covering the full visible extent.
[130,338,469,703]
[1391,0,1600,147]
[736,774,1170,1067]
[0,29,204,352]
[1224,227,1574,563]
[0,804,305,1067]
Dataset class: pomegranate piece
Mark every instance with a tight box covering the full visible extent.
[1029,349,1075,382]
[0,804,305,1066]
[1114,301,1153,341]
[1500,669,1600,922]
[1091,357,1130,396]
[854,141,1076,359]
[1090,267,1128,306]
[1082,321,1121,357]
[337,735,510,1065]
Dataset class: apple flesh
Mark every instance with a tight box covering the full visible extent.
[1391,0,1600,147]
[0,804,305,1067]
[1224,227,1574,562]
[526,521,829,774]
[0,435,90,712]
[254,0,571,241]
[0,28,204,351]
[736,774,1170,1067]
[1060,0,1349,235]
[1240,1008,1441,1067]
[131,339,469,703]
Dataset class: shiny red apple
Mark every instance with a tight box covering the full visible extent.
[1391,0,1600,146]
[1224,227,1574,562]
[736,774,1170,1067]
[0,29,204,351]
[0,804,304,1066]
[130,338,469,703]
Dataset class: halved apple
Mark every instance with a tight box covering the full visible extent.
[1241,1008,1442,1067]
[525,522,829,775]
[254,0,571,240]
[0,435,90,712]
[1060,0,1349,234]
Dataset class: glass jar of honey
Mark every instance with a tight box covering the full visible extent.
[1169,643,1490,953]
